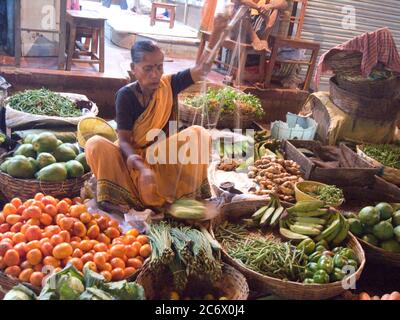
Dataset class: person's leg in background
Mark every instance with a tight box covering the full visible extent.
[120,0,128,9]
[102,0,112,8]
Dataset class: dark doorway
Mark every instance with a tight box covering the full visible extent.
[0,0,14,56]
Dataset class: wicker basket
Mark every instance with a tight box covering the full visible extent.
[0,272,40,299]
[210,201,366,300]
[329,77,400,121]
[136,263,249,300]
[178,82,255,129]
[0,171,92,202]
[336,74,400,99]
[356,145,400,186]
[325,51,363,76]
[356,236,400,267]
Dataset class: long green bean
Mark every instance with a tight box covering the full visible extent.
[8,88,82,117]
[215,223,307,281]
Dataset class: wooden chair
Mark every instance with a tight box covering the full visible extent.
[197,0,320,90]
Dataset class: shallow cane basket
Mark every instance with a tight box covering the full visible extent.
[0,170,92,202]
[210,201,366,300]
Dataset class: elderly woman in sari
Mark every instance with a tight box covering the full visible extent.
[86,15,229,212]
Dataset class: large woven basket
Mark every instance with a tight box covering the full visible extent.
[329,77,399,121]
[211,201,366,300]
[178,82,254,129]
[356,145,400,186]
[336,74,400,99]
[0,171,92,202]
[136,263,249,300]
[356,236,400,267]
[325,51,362,76]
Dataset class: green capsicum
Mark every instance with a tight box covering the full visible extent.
[303,278,315,284]
[316,240,329,249]
[346,259,358,269]
[309,251,323,263]
[340,248,357,261]
[297,238,316,255]
[317,255,334,274]
[330,267,346,282]
[333,254,348,268]
[332,246,344,254]
[313,270,330,284]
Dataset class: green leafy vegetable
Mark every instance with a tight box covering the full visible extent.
[184,87,264,118]
[363,143,400,169]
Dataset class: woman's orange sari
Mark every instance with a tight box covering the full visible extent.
[85,75,211,209]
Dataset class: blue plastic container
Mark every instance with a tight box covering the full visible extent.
[271,113,317,140]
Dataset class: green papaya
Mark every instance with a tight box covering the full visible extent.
[14,144,36,158]
[53,145,77,162]
[65,160,84,178]
[7,157,35,178]
[36,153,57,169]
[35,163,67,182]
[75,153,90,172]
[32,132,59,153]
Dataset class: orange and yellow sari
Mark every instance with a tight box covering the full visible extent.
[85,75,211,209]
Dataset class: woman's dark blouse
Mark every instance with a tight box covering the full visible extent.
[116,69,194,131]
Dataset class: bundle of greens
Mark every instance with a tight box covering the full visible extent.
[184,87,264,118]
[363,143,400,169]
[8,89,82,117]
[148,222,222,291]
[214,222,307,281]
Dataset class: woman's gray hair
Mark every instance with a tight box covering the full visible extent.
[130,40,160,64]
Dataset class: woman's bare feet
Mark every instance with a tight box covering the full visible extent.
[252,39,271,53]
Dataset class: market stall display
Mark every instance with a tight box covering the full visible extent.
[0,132,91,201]
[0,194,150,288]
[211,201,365,300]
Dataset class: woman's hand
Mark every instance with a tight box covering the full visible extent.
[127,154,143,171]
[260,4,273,14]
[138,167,156,187]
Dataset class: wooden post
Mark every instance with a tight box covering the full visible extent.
[58,0,67,70]
[14,0,21,66]
[99,23,105,73]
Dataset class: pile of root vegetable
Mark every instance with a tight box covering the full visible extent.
[248,155,303,202]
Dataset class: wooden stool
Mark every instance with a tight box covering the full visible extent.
[150,2,177,29]
[66,10,107,72]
